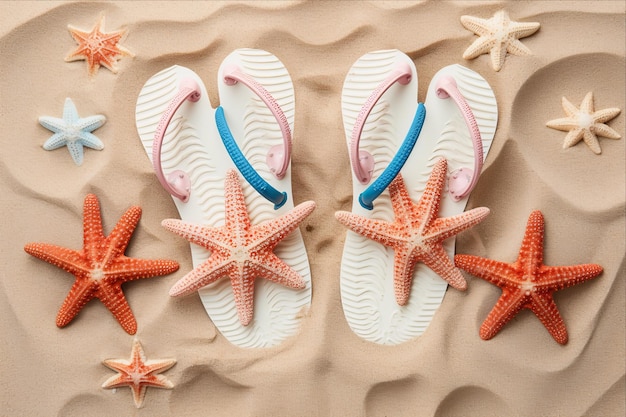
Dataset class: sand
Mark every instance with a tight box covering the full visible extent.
[0,1,624,416]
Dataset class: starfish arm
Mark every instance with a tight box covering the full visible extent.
[169,256,233,297]
[253,253,307,290]
[223,170,252,233]
[506,38,533,57]
[391,246,417,305]
[455,254,521,288]
[106,257,179,282]
[593,107,621,124]
[56,278,98,328]
[24,243,87,276]
[462,36,494,60]
[562,128,585,148]
[580,92,595,113]
[582,129,602,154]
[102,205,142,267]
[508,21,541,39]
[536,263,603,292]
[460,15,491,36]
[161,219,228,253]
[517,211,545,275]
[97,283,137,334]
[252,201,316,251]
[335,211,403,248]
[429,207,490,242]
[422,245,467,290]
[479,288,528,340]
[529,294,568,344]
[490,43,507,71]
[42,133,69,150]
[66,141,85,165]
[76,115,106,132]
[561,96,579,117]
[82,194,106,260]
[62,98,79,122]
[412,158,447,228]
[78,132,105,150]
[593,123,621,139]
[38,116,68,133]
[546,116,579,131]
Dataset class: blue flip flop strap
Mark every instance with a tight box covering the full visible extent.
[215,106,288,210]
[358,102,426,210]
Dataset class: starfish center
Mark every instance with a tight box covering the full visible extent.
[493,27,509,42]
[521,281,535,296]
[578,113,594,129]
[86,37,105,53]
[91,268,105,281]
[231,247,251,263]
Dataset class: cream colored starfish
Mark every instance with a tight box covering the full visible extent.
[546,92,621,154]
[102,339,175,408]
[460,10,540,71]
[162,169,315,326]
[335,158,490,306]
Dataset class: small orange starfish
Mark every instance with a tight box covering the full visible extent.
[65,16,133,75]
[24,194,179,334]
[335,158,490,306]
[102,339,175,408]
[162,169,316,326]
[455,210,603,344]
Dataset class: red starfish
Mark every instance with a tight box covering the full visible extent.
[24,194,179,334]
[65,16,133,75]
[102,339,175,408]
[455,210,603,344]
[335,158,490,305]
[162,170,316,326]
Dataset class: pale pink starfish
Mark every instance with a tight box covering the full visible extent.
[335,158,490,305]
[461,10,540,71]
[102,339,175,408]
[162,169,316,326]
[546,92,621,154]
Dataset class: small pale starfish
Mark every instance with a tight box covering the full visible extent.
[102,339,175,408]
[162,169,316,326]
[24,194,179,334]
[455,210,603,344]
[38,98,106,166]
[335,158,490,306]
[546,92,621,154]
[66,16,133,75]
[460,10,540,71]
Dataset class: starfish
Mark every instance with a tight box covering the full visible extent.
[546,92,621,154]
[460,10,540,71]
[335,158,490,306]
[162,169,316,326]
[455,210,603,344]
[102,339,175,408]
[38,98,106,166]
[24,194,179,334]
[66,16,133,75]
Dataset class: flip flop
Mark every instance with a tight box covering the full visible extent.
[337,49,498,345]
[135,49,314,348]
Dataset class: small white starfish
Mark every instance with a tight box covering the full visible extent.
[460,10,540,71]
[546,92,621,154]
[38,98,106,165]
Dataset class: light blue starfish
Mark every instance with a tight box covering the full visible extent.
[38,98,106,166]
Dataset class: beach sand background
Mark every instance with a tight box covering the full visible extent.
[1,1,624,416]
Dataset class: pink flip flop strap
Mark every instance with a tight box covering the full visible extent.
[222,64,292,180]
[435,76,483,201]
[349,63,413,184]
[152,78,201,202]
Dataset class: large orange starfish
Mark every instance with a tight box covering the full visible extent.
[24,194,179,334]
[66,16,133,75]
[162,169,316,326]
[102,339,175,408]
[335,158,490,306]
[455,210,603,344]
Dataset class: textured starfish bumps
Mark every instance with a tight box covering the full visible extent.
[24,194,179,334]
[461,10,540,71]
[162,169,316,326]
[335,158,490,305]
[102,339,175,408]
[546,92,621,154]
[66,16,133,75]
[455,210,603,344]
[39,98,106,166]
